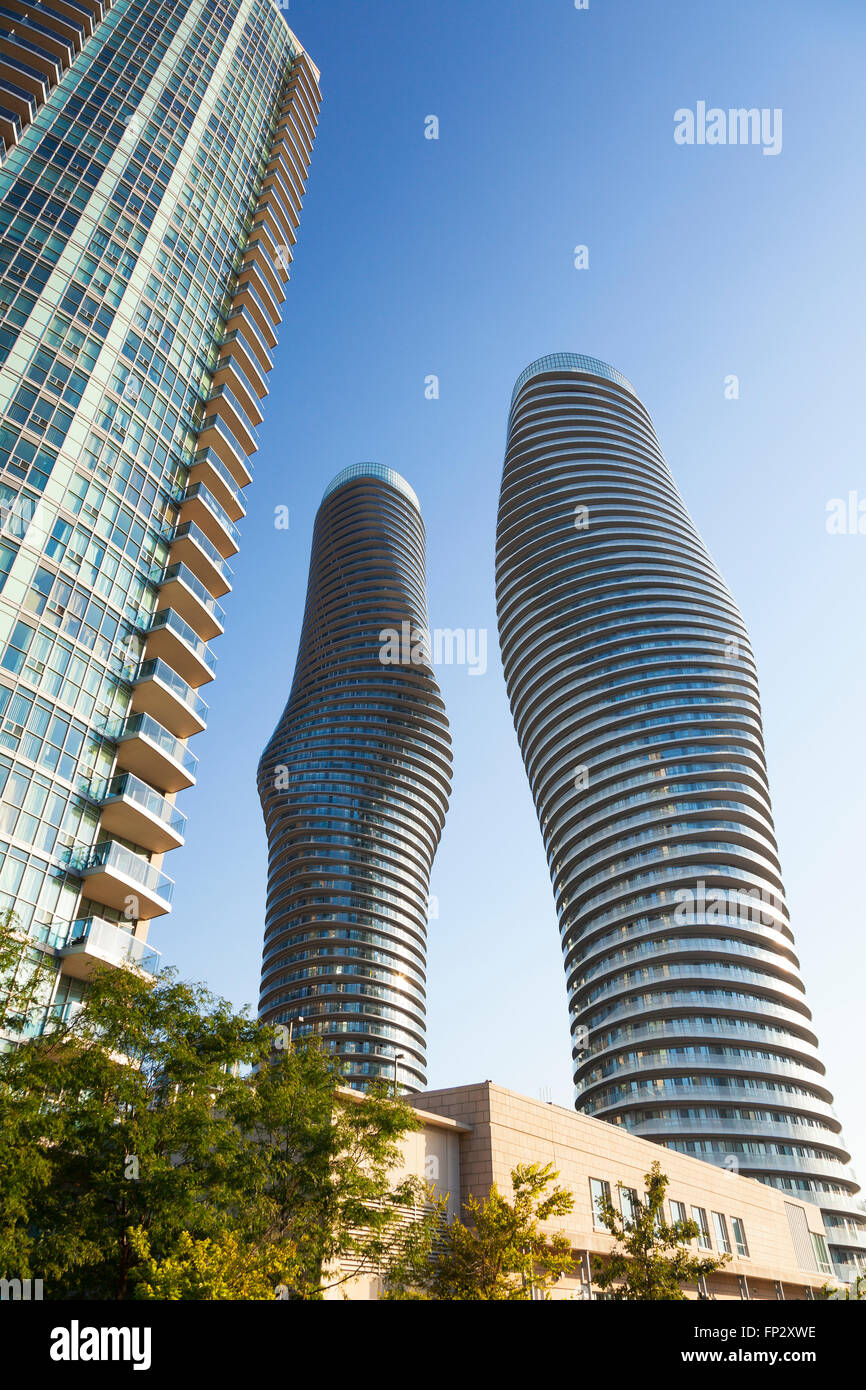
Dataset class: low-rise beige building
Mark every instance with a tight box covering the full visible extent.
[332,1081,834,1300]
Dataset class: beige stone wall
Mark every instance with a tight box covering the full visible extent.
[411,1082,830,1301]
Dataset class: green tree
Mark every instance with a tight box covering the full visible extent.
[128,1228,294,1301]
[0,907,57,1038]
[592,1160,730,1300]
[815,1272,866,1301]
[233,1037,426,1299]
[0,955,422,1299]
[386,1162,575,1300]
[0,909,65,1277]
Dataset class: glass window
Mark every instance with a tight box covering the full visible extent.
[732,1217,749,1258]
[691,1206,712,1250]
[712,1212,732,1254]
[670,1199,688,1228]
[589,1178,611,1231]
[620,1187,640,1224]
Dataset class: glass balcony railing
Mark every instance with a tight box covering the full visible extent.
[150,561,226,627]
[146,608,217,672]
[64,840,174,905]
[191,446,247,514]
[54,916,161,976]
[198,413,252,477]
[130,657,209,723]
[221,307,273,369]
[171,520,234,585]
[89,771,187,838]
[204,383,258,444]
[102,711,199,777]
[234,274,279,329]
[182,481,241,547]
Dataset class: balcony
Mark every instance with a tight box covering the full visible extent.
[0,50,49,100]
[105,710,198,794]
[177,480,239,558]
[0,75,35,122]
[64,840,174,920]
[222,304,273,376]
[217,329,268,397]
[129,657,208,739]
[241,236,287,304]
[189,447,246,524]
[195,412,253,490]
[144,607,217,687]
[90,771,186,853]
[4,0,84,51]
[169,520,233,599]
[246,216,293,278]
[56,916,161,979]
[0,102,20,148]
[0,33,60,89]
[211,355,264,428]
[233,268,280,342]
[151,560,225,640]
[0,6,73,66]
[201,383,257,459]
[255,182,295,246]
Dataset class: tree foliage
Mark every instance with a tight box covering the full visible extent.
[385,1162,575,1300]
[0,932,423,1300]
[592,1160,730,1300]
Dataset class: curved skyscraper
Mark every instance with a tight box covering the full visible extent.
[258,463,452,1093]
[496,352,864,1278]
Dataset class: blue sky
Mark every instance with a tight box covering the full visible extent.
[156,0,866,1174]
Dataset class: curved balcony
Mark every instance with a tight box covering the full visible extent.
[241,235,287,304]
[0,48,49,99]
[211,356,264,431]
[104,710,197,794]
[222,304,273,376]
[189,447,246,524]
[169,520,233,599]
[64,839,173,920]
[90,770,185,853]
[201,383,257,458]
[0,72,35,125]
[195,412,252,491]
[232,275,279,345]
[151,560,226,640]
[56,915,161,979]
[129,657,208,740]
[143,607,217,687]
[255,180,296,248]
[177,480,239,558]
[216,329,267,398]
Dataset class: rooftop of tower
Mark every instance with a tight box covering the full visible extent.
[510,353,637,404]
[321,462,421,512]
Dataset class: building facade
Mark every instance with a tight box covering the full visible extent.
[495,353,865,1279]
[334,1081,834,1301]
[0,0,319,1040]
[257,463,452,1092]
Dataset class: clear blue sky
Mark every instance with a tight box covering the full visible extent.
[156,0,866,1175]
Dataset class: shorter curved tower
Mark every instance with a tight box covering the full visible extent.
[258,464,452,1091]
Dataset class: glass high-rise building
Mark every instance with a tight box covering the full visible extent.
[495,352,865,1279]
[258,464,452,1093]
[0,0,319,1041]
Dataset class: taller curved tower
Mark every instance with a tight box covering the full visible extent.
[258,464,452,1092]
[496,352,864,1278]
